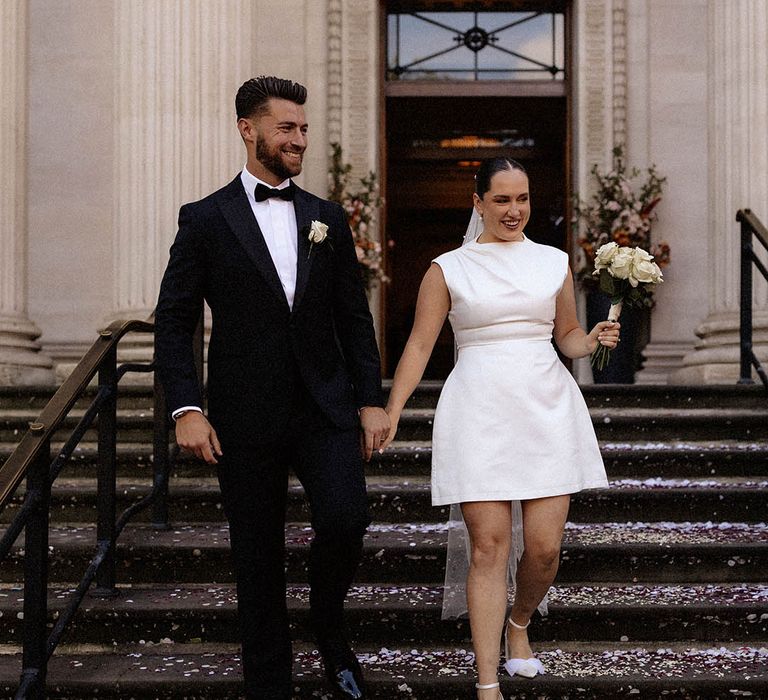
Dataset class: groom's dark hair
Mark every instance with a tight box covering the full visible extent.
[236,76,307,120]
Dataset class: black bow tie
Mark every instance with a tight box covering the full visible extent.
[254,182,295,202]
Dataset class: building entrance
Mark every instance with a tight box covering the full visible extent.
[385,95,567,376]
[382,2,569,377]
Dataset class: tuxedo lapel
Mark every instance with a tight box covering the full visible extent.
[218,178,290,311]
[292,187,320,312]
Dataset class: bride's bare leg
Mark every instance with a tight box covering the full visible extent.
[461,501,512,697]
[507,494,571,659]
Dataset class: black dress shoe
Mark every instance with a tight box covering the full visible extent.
[318,637,366,699]
[325,662,366,699]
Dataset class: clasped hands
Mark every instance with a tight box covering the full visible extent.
[359,406,390,461]
[175,405,392,464]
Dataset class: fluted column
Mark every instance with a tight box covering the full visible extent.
[112,0,255,323]
[335,0,379,178]
[329,0,383,334]
[630,0,709,383]
[673,0,768,383]
[572,0,626,381]
[109,1,256,373]
[574,0,623,193]
[0,0,54,385]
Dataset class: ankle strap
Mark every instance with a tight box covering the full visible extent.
[475,681,500,689]
[508,615,530,629]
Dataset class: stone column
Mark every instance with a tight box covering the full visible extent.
[572,0,625,382]
[0,0,54,385]
[573,0,622,205]
[329,0,384,336]
[672,0,768,384]
[109,0,257,370]
[629,0,709,384]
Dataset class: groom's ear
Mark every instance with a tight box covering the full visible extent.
[237,117,257,145]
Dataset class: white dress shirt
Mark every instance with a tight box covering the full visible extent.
[172,167,299,421]
[240,166,299,308]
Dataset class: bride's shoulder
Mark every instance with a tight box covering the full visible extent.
[432,245,466,265]
[529,239,568,261]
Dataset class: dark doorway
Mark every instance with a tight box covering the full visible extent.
[384,95,567,377]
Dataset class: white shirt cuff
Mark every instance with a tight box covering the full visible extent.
[172,405,203,421]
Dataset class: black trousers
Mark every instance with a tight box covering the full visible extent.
[216,387,370,700]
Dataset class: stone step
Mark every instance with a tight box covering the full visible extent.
[3,440,768,481]
[3,405,767,444]
[0,641,765,699]
[0,408,158,444]
[393,407,768,442]
[577,383,768,410]
[594,440,768,477]
[0,386,157,411]
[1,583,765,646]
[3,381,766,411]
[2,522,766,584]
[3,476,767,525]
[376,440,768,478]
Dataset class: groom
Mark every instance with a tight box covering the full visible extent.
[154,76,389,700]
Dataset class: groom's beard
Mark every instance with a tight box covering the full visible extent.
[256,136,304,181]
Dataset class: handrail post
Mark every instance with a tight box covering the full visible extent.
[151,370,171,530]
[18,434,51,700]
[738,212,754,385]
[93,344,119,597]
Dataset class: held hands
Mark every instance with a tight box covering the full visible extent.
[379,407,400,452]
[587,320,621,354]
[359,406,391,462]
[175,412,222,465]
[178,408,388,464]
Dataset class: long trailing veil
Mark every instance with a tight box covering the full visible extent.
[440,208,550,620]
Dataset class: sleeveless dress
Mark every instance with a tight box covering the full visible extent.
[431,236,608,506]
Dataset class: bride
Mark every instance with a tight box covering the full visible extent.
[381,157,619,699]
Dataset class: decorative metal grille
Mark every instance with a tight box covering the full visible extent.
[387,10,565,81]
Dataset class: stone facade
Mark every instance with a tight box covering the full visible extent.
[671,0,768,384]
[2,0,766,385]
[625,0,712,383]
[0,0,54,385]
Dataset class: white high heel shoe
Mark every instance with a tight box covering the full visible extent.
[475,681,503,700]
[503,616,545,679]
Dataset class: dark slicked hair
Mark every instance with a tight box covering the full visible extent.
[235,75,307,120]
[475,157,527,198]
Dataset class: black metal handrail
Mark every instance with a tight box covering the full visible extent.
[737,208,768,391]
[0,315,202,699]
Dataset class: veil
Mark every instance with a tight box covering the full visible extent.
[440,208,550,621]
[460,207,484,246]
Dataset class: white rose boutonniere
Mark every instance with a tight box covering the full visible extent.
[307,220,329,258]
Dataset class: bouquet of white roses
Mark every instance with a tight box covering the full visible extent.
[590,242,664,370]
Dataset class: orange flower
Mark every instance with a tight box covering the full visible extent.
[640,197,662,219]
[652,241,671,268]
[613,230,632,246]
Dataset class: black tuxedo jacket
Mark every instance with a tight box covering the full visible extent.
[154,175,383,446]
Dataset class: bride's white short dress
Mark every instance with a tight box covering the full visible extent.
[431,236,608,506]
